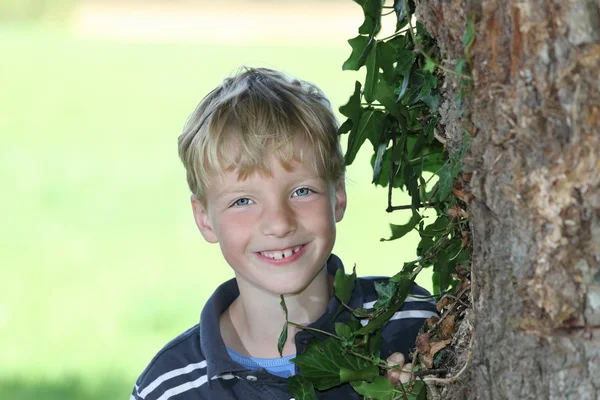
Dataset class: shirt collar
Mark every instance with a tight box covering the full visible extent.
[199,254,350,381]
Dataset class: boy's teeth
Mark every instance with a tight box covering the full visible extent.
[261,245,303,259]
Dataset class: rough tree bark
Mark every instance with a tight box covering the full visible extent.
[415,0,600,399]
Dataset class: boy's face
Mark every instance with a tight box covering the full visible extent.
[191,148,347,297]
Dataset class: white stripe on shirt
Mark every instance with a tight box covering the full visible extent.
[139,360,207,398]
[363,296,436,310]
[155,374,209,400]
[360,310,438,326]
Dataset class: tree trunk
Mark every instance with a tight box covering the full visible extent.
[415,0,600,398]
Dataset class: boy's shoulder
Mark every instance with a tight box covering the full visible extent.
[131,276,244,400]
[131,324,208,400]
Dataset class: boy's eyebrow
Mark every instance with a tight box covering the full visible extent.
[213,176,326,201]
[215,189,249,201]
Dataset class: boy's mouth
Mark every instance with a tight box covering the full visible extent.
[258,244,305,260]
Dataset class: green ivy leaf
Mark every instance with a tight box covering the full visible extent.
[354,0,382,36]
[373,281,397,309]
[420,90,440,112]
[416,21,429,41]
[343,35,373,71]
[278,295,289,357]
[462,16,475,46]
[346,110,386,166]
[420,150,445,173]
[288,375,317,400]
[455,58,466,74]
[421,72,438,96]
[335,322,353,339]
[425,215,451,234]
[381,210,421,242]
[371,142,388,184]
[340,365,380,383]
[364,42,379,104]
[398,380,427,400]
[356,278,414,335]
[424,57,436,73]
[390,130,407,162]
[374,79,408,131]
[334,265,357,306]
[335,322,355,347]
[338,118,353,135]
[368,329,383,358]
[403,161,419,203]
[433,250,450,294]
[377,41,396,84]
[387,34,409,50]
[391,261,418,281]
[292,337,378,390]
[370,147,393,187]
[437,162,453,201]
[339,81,363,121]
[339,81,363,140]
[351,376,395,400]
[415,379,427,400]
[396,49,415,77]
[352,307,369,319]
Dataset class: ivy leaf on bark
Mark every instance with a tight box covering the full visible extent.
[437,162,453,201]
[421,72,437,96]
[424,58,436,73]
[433,250,450,294]
[292,337,379,390]
[288,375,318,400]
[351,376,395,400]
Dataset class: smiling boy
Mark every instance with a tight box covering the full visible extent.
[131,68,437,399]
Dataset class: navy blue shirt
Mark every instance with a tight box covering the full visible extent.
[131,255,437,399]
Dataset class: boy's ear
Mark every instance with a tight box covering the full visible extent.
[334,180,347,223]
[191,195,218,243]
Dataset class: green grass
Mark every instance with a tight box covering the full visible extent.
[0,26,431,399]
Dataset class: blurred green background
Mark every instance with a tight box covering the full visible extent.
[0,1,432,399]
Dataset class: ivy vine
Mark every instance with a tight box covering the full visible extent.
[280,1,475,399]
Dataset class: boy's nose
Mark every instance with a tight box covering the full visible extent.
[260,202,297,237]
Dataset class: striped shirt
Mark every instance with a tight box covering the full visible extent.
[130,255,438,400]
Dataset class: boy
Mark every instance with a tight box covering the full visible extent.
[131,68,437,399]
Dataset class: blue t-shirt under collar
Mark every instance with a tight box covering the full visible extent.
[226,347,296,378]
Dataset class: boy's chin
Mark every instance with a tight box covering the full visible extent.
[264,272,329,297]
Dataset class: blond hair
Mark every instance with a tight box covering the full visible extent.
[178,67,345,205]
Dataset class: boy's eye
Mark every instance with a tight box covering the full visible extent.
[233,198,253,207]
[292,188,312,197]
